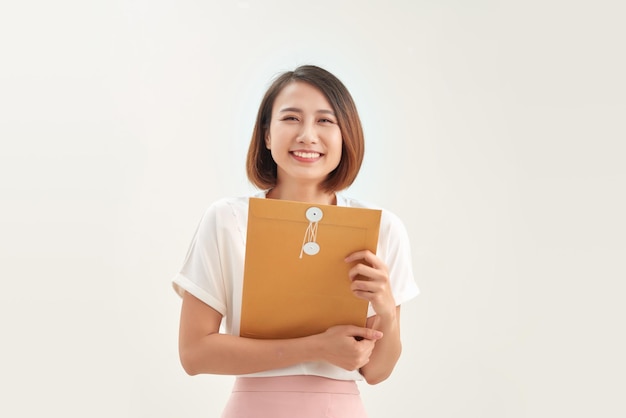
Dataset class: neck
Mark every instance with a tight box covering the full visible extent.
[266,183,336,206]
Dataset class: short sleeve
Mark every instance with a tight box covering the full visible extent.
[172,203,228,316]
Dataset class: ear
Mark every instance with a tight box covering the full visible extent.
[265,134,271,150]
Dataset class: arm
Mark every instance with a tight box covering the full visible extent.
[360,307,402,384]
[345,250,403,385]
[178,291,383,376]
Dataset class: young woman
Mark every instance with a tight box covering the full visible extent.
[173,65,419,417]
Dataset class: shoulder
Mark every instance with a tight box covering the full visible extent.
[196,194,255,233]
[205,195,249,215]
[202,189,266,216]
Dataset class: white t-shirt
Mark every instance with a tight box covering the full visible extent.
[172,191,420,381]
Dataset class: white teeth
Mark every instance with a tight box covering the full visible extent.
[293,151,320,159]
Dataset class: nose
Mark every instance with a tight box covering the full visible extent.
[296,120,318,144]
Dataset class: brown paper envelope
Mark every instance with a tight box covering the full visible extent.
[240,197,382,339]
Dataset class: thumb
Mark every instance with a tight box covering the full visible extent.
[348,326,383,341]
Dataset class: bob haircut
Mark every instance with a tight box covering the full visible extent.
[246,65,365,193]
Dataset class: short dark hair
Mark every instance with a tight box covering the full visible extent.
[246,65,364,192]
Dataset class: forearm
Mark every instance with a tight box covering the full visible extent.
[180,333,320,376]
[360,307,402,384]
[179,292,384,376]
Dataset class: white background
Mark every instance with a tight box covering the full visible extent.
[1,1,624,417]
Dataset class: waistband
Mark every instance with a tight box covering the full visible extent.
[232,375,360,395]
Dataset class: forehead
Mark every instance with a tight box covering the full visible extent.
[272,81,333,111]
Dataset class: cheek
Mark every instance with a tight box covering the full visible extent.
[333,134,344,156]
[330,138,343,167]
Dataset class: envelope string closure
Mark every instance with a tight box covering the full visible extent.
[300,206,323,258]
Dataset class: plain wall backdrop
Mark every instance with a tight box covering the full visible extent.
[1,1,624,417]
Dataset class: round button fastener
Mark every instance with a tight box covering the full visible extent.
[305,207,323,222]
[302,242,320,256]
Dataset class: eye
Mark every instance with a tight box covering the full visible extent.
[281,116,299,122]
[319,118,336,124]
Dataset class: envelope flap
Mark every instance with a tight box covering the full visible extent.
[248,197,382,228]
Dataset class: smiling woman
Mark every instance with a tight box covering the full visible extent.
[246,65,366,198]
[264,81,343,202]
[172,65,420,417]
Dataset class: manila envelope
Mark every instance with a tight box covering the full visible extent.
[240,197,382,339]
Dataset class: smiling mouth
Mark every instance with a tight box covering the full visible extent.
[291,151,322,159]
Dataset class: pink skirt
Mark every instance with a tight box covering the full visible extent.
[220,375,368,418]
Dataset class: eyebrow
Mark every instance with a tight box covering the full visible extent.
[278,107,336,116]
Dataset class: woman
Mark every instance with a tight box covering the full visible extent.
[173,65,419,417]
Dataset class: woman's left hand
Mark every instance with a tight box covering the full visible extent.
[344,250,396,320]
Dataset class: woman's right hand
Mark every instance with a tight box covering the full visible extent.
[315,325,383,371]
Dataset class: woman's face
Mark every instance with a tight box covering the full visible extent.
[266,81,343,188]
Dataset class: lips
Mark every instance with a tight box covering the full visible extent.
[291,150,322,160]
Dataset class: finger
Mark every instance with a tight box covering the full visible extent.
[351,280,376,294]
[345,326,383,341]
[348,263,382,281]
[344,250,380,267]
[352,281,395,308]
[351,290,374,304]
[351,286,381,304]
